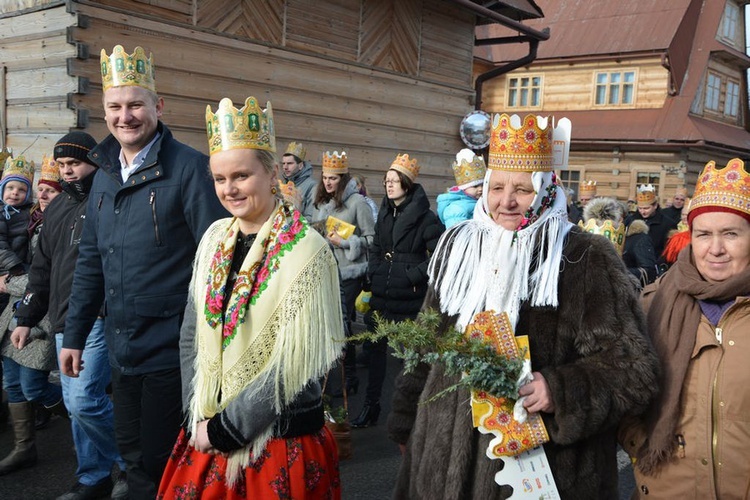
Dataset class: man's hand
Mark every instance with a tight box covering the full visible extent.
[10,326,31,350]
[518,371,555,414]
[59,348,84,377]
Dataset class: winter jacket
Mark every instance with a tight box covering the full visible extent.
[627,208,678,258]
[622,220,658,288]
[388,228,659,499]
[311,179,375,281]
[436,187,478,228]
[0,202,32,274]
[368,184,444,321]
[283,161,316,220]
[15,173,96,334]
[623,281,750,499]
[63,122,227,374]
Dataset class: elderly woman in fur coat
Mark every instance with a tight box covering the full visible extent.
[387,114,660,499]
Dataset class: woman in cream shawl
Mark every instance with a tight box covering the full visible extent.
[158,97,343,499]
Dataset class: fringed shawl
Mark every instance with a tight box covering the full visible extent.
[428,170,573,330]
[188,202,343,484]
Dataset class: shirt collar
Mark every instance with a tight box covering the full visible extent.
[119,132,161,181]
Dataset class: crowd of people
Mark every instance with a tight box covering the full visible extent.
[0,43,747,500]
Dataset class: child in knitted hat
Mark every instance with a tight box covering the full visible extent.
[0,156,36,276]
[436,149,486,228]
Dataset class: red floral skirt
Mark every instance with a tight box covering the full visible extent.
[158,427,341,499]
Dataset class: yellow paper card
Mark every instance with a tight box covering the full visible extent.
[326,216,355,239]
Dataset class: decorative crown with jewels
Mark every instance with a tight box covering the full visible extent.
[2,155,34,183]
[688,158,750,218]
[488,114,554,172]
[452,149,486,189]
[40,155,62,184]
[284,142,306,161]
[100,45,156,93]
[322,151,348,174]
[205,97,275,155]
[390,153,420,181]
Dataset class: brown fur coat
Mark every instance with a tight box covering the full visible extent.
[388,228,660,499]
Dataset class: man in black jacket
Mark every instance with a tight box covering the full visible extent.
[13,132,128,500]
[58,45,227,498]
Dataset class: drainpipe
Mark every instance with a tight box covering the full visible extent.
[475,38,540,110]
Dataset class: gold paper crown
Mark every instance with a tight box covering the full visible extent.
[488,114,553,172]
[579,180,597,196]
[284,142,306,161]
[100,45,156,93]
[40,155,62,184]
[688,158,750,218]
[578,219,626,255]
[205,97,275,155]
[390,153,420,181]
[322,151,348,174]
[452,150,486,188]
[637,184,657,206]
[2,155,35,184]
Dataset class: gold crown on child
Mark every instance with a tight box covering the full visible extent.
[205,97,275,155]
[390,153,419,181]
[579,180,597,195]
[2,155,35,182]
[322,151,348,174]
[452,150,486,188]
[488,114,554,172]
[100,45,156,93]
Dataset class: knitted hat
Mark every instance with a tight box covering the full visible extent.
[54,131,97,164]
[687,158,750,227]
[1,155,35,204]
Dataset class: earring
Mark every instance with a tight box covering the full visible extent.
[271,186,278,195]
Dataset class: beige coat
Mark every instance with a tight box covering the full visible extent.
[622,288,750,499]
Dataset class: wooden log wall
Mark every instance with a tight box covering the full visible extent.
[0,4,79,169]
[0,0,481,203]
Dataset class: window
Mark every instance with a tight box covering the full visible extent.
[507,75,542,108]
[724,79,740,117]
[720,2,739,41]
[594,71,636,106]
[557,170,581,197]
[705,73,721,111]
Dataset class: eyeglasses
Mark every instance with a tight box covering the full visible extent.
[383,180,400,186]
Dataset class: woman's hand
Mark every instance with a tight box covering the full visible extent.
[327,231,342,247]
[193,420,220,455]
[518,371,555,414]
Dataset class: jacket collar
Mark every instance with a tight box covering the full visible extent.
[88,122,171,178]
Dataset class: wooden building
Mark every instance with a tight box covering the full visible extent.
[0,0,543,200]
[475,0,750,206]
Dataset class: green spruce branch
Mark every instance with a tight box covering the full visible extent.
[350,309,523,401]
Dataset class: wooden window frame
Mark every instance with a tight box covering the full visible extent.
[719,1,740,46]
[506,74,543,109]
[724,78,740,117]
[593,70,637,107]
[705,72,722,111]
[557,169,581,197]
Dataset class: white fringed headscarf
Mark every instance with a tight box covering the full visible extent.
[428,169,573,330]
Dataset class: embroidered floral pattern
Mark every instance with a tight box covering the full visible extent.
[269,466,291,499]
[170,481,199,499]
[304,460,325,491]
[204,206,308,350]
[204,459,222,487]
[287,438,302,466]
[250,448,272,473]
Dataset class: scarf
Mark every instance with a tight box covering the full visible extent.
[428,170,573,330]
[27,203,44,237]
[189,202,343,484]
[638,244,750,473]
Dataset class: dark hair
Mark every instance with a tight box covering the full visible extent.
[314,172,352,210]
[282,153,303,164]
[384,169,414,193]
[351,174,368,196]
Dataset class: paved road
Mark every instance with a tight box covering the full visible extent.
[0,344,635,499]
